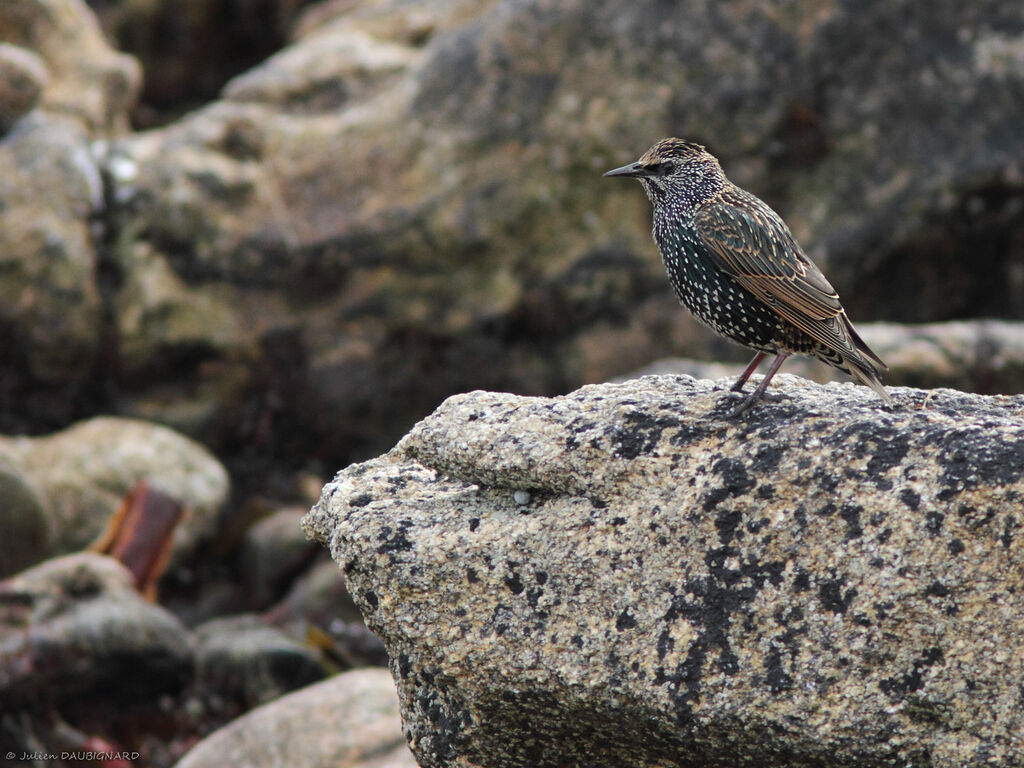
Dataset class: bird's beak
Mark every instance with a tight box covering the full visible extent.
[603,161,646,178]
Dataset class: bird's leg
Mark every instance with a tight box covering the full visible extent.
[725,353,790,417]
[730,351,767,392]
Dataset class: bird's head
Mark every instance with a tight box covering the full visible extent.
[604,138,723,207]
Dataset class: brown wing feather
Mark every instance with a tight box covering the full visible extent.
[693,187,885,370]
[694,188,840,319]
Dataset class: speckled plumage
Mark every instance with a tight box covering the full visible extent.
[605,138,890,414]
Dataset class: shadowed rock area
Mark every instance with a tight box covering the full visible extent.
[304,376,1024,768]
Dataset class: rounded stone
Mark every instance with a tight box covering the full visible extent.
[0,452,52,577]
[0,44,48,131]
[173,667,414,768]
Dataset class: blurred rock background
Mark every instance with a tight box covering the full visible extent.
[0,0,1022,765]
[0,0,1021,495]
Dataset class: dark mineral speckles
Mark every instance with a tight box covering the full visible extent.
[376,520,414,555]
[925,510,945,534]
[874,600,895,620]
[667,420,716,449]
[750,443,784,473]
[414,685,472,765]
[397,653,412,678]
[504,568,525,595]
[657,628,674,660]
[957,504,995,531]
[792,568,811,592]
[933,430,1024,495]
[899,488,921,510]
[466,567,479,584]
[822,422,911,489]
[812,465,840,494]
[704,458,755,512]
[746,516,769,533]
[526,586,544,609]
[839,503,864,540]
[714,507,743,544]
[865,432,911,480]
[1002,516,1018,548]
[879,647,945,697]
[818,575,856,613]
[774,605,803,625]
[349,492,373,507]
[616,609,638,630]
[489,604,513,636]
[764,648,793,694]
[948,538,965,555]
[656,552,787,721]
[610,411,681,459]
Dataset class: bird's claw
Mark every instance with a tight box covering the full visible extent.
[715,390,758,419]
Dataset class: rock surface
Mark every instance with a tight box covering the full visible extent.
[238,506,320,607]
[193,615,329,710]
[0,0,141,133]
[173,667,416,768]
[0,452,52,577]
[305,376,1024,768]
[0,113,105,398]
[0,42,47,131]
[0,553,193,706]
[0,416,229,557]
[0,0,139,432]
[91,0,315,125]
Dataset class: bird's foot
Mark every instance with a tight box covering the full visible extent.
[724,395,759,418]
[717,389,790,418]
[715,390,760,419]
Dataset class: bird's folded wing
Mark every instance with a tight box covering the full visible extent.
[691,189,878,365]
[694,190,842,322]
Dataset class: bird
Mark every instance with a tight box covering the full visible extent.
[605,138,891,416]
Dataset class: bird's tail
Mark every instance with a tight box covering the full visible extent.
[845,358,893,405]
[842,316,892,405]
[845,319,887,370]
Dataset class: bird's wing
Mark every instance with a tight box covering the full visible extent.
[694,187,842,321]
[692,187,876,363]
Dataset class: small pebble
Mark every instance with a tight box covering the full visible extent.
[513,490,531,506]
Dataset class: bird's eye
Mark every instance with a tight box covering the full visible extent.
[646,161,673,176]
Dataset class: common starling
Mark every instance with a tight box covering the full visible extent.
[605,138,891,415]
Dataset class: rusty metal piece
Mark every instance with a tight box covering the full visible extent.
[90,480,186,600]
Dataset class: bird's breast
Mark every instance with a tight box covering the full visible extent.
[652,222,783,350]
